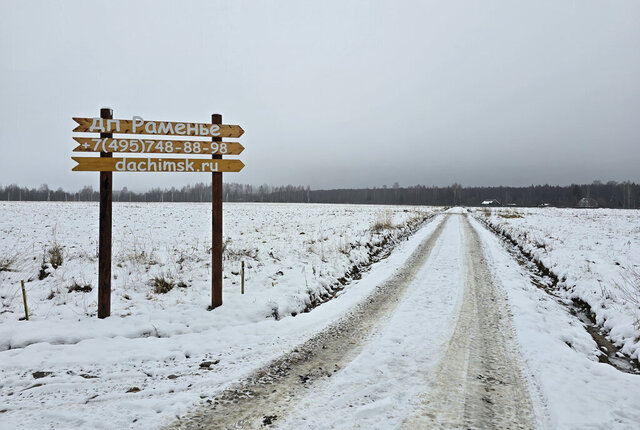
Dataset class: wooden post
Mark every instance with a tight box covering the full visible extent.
[211,113,223,309]
[98,107,113,318]
[241,261,245,295]
[21,280,29,321]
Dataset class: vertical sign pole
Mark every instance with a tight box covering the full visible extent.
[98,107,113,318]
[211,114,223,309]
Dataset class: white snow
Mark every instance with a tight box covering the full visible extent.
[276,212,467,428]
[477,207,640,361]
[268,212,640,429]
[470,215,640,429]
[2,203,640,429]
[0,202,436,429]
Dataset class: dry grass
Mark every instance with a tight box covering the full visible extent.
[38,244,64,280]
[0,255,16,272]
[499,212,524,219]
[406,213,430,226]
[48,244,64,269]
[68,281,92,293]
[371,211,394,233]
[223,238,259,261]
[610,267,640,330]
[616,267,640,306]
[120,232,158,266]
[152,275,174,294]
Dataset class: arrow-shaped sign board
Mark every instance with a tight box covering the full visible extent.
[73,117,244,138]
[72,157,245,173]
[73,137,244,155]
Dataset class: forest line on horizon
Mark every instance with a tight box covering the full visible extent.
[1,180,638,209]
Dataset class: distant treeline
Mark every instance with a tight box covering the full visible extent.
[0,181,637,208]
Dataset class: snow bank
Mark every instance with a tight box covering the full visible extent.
[0,201,438,429]
[475,207,640,362]
[0,202,434,331]
[470,215,640,429]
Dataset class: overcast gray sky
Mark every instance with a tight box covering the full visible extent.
[1,0,639,191]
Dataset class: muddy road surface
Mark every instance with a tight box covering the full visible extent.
[402,217,535,429]
[167,214,537,429]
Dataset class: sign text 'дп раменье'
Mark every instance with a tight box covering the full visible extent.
[72,116,244,138]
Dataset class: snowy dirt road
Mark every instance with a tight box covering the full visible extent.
[403,216,535,429]
[168,214,537,429]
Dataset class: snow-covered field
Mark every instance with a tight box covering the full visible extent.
[0,202,434,429]
[470,215,640,429]
[0,202,433,327]
[476,207,640,362]
[2,203,640,429]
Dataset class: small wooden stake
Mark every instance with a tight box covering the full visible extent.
[241,261,245,295]
[21,280,29,321]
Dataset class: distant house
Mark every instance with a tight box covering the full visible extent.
[481,199,502,207]
[577,197,598,208]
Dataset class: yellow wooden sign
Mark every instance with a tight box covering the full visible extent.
[73,137,244,155]
[73,116,244,138]
[72,157,245,173]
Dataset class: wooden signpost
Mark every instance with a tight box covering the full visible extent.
[72,109,245,318]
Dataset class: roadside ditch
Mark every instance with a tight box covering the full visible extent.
[476,216,640,375]
[297,213,436,316]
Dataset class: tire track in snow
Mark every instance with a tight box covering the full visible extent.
[402,214,535,429]
[274,212,468,428]
[166,215,449,430]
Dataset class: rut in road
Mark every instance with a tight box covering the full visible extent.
[166,215,448,430]
[402,214,536,429]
